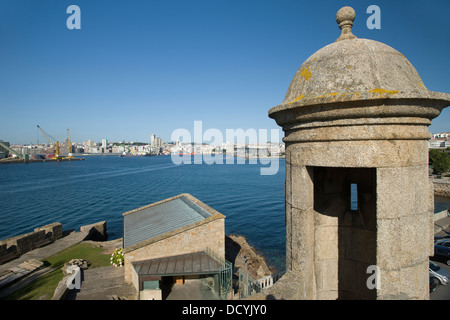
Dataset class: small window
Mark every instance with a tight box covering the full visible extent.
[143,280,160,290]
[350,183,358,212]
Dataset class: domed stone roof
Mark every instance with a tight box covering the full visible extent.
[269,7,450,124]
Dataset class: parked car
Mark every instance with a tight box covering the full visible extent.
[435,233,450,241]
[431,244,450,266]
[429,261,449,285]
[435,239,450,248]
[434,233,450,241]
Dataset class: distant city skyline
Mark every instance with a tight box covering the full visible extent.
[1,0,449,145]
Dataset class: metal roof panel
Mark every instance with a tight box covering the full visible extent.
[123,194,217,249]
[131,251,223,276]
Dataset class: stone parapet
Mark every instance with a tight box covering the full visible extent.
[80,221,108,241]
[0,222,63,265]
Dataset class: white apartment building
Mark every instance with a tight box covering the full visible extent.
[432,132,450,139]
[430,132,450,148]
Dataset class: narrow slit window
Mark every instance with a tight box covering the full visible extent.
[350,183,358,211]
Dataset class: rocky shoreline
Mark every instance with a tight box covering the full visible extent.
[433,178,450,198]
[225,234,275,281]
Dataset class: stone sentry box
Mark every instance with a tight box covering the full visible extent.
[265,7,450,300]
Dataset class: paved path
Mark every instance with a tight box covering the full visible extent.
[66,265,136,300]
[0,230,89,275]
[0,230,89,298]
[434,215,450,236]
[0,230,136,300]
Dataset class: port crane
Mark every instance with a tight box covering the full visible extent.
[66,128,74,158]
[36,125,62,159]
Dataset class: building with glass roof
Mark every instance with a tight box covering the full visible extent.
[122,193,229,300]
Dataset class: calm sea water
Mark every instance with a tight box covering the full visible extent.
[0,156,286,270]
[1,156,449,272]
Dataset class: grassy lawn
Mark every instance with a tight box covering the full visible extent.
[2,242,112,300]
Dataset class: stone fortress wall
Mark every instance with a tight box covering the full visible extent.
[0,222,63,265]
[0,221,108,265]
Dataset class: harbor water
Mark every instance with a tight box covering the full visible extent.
[0,155,449,272]
[0,155,286,270]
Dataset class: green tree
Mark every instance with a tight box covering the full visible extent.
[429,149,450,175]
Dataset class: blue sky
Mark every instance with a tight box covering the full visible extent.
[0,0,449,144]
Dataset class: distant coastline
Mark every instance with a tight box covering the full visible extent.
[75,153,286,159]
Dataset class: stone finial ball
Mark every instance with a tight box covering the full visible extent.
[336,6,356,25]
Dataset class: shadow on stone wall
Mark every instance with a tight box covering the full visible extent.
[0,222,63,265]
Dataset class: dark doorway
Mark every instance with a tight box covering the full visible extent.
[312,166,377,299]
